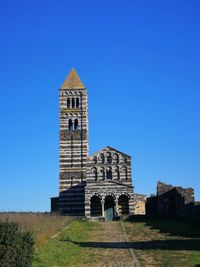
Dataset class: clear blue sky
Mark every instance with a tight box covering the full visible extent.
[0,0,200,211]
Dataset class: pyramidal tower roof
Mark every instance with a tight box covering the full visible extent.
[60,68,85,89]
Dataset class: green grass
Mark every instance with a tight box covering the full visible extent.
[124,217,200,267]
[33,220,100,267]
[3,213,200,266]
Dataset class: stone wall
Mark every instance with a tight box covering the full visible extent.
[146,181,200,222]
[133,194,146,215]
[51,197,59,212]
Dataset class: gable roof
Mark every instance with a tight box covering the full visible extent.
[60,68,85,89]
[86,179,133,189]
[89,146,131,158]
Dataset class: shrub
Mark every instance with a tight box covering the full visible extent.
[0,221,34,267]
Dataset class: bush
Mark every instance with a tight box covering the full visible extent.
[0,221,34,267]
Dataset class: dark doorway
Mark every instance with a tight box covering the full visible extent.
[118,195,129,215]
[91,196,102,217]
[105,195,115,222]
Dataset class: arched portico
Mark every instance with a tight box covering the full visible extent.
[118,194,129,215]
[90,195,102,217]
[104,195,115,221]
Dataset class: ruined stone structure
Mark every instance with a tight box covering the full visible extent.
[51,68,145,220]
[146,181,200,222]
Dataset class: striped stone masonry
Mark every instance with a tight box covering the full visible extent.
[51,68,144,219]
[58,69,88,215]
[85,146,135,219]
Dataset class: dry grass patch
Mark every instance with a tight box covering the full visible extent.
[0,212,72,248]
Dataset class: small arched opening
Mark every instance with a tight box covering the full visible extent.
[98,153,104,164]
[74,119,79,130]
[106,167,112,180]
[76,98,79,108]
[115,167,120,180]
[113,153,119,163]
[105,195,115,221]
[69,119,73,130]
[91,195,102,217]
[118,195,129,215]
[67,98,70,108]
[122,166,128,180]
[72,98,75,108]
[99,167,105,181]
[91,167,98,181]
[107,152,112,163]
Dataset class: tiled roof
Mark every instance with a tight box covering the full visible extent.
[60,68,85,89]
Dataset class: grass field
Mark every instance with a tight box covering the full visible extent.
[1,213,200,266]
[33,217,200,267]
[33,220,100,267]
[33,220,135,267]
[0,212,72,248]
[124,217,200,267]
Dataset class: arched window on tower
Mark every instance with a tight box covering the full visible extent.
[67,98,70,108]
[72,98,75,108]
[69,119,73,130]
[76,98,79,108]
[74,119,79,130]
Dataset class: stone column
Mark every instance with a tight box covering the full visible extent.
[101,200,105,218]
[115,199,119,216]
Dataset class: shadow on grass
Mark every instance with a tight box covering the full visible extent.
[127,215,200,238]
[61,237,200,251]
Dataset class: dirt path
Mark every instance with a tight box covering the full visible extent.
[81,221,140,267]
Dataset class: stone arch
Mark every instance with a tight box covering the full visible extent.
[72,98,75,108]
[106,167,112,180]
[91,167,98,181]
[104,195,116,221]
[99,166,105,180]
[106,152,112,163]
[74,119,79,130]
[90,195,102,217]
[76,98,79,108]
[118,194,129,215]
[114,166,120,180]
[98,153,104,164]
[113,153,119,163]
[67,98,70,108]
[121,156,127,163]
[69,119,73,130]
[121,165,128,180]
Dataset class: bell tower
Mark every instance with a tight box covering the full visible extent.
[59,68,88,215]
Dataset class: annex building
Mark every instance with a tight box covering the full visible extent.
[51,69,145,221]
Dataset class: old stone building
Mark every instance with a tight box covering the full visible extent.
[51,68,145,221]
[146,181,200,222]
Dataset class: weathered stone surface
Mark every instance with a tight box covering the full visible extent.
[133,194,146,215]
[146,181,200,222]
[51,69,142,219]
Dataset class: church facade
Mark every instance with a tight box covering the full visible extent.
[51,69,144,220]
